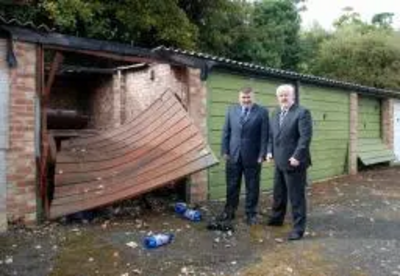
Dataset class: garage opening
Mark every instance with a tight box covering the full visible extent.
[42,51,217,220]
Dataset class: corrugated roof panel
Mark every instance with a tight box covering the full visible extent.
[155,46,400,98]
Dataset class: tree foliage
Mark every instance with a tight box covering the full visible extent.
[2,1,400,90]
[230,0,302,70]
[0,0,303,69]
[301,8,400,90]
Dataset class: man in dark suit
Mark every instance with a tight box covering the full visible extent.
[266,84,313,240]
[218,87,269,225]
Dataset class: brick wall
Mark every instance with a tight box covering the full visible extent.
[349,92,358,175]
[49,76,90,113]
[123,64,188,122]
[187,68,209,202]
[7,42,37,223]
[382,98,394,149]
[90,76,116,129]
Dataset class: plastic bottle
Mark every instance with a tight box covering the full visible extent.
[144,233,174,249]
[174,202,188,214]
[182,208,202,222]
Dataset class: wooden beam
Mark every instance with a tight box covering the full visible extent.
[43,46,156,64]
[36,45,47,221]
[44,51,64,99]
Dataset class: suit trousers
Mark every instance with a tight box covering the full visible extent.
[270,166,307,234]
[225,156,261,218]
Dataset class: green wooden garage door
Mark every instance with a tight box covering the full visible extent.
[358,96,395,165]
[207,71,280,199]
[358,96,380,139]
[300,85,350,181]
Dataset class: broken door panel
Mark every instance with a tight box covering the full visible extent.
[50,90,218,219]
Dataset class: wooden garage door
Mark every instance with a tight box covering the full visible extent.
[358,96,395,165]
[207,71,280,199]
[51,89,218,219]
[300,85,350,181]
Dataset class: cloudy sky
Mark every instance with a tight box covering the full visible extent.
[301,0,400,29]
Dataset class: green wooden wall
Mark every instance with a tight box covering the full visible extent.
[298,85,350,181]
[358,96,381,139]
[206,72,279,199]
[357,96,389,165]
[206,73,364,199]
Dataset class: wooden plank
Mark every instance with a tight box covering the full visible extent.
[50,154,216,218]
[55,125,202,185]
[44,45,156,64]
[55,141,206,199]
[45,52,64,99]
[300,84,350,182]
[358,137,396,166]
[359,155,395,166]
[208,72,282,92]
[50,90,218,219]
[56,116,194,174]
[300,85,350,103]
[358,96,381,139]
[57,104,185,164]
[61,93,174,148]
[358,138,382,145]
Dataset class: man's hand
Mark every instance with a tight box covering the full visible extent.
[223,154,230,161]
[289,157,300,167]
[266,153,273,163]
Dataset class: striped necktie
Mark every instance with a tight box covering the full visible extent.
[279,109,287,127]
[241,107,249,123]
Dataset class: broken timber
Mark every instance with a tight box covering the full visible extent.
[49,90,218,219]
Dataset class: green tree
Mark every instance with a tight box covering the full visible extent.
[249,0,303,70]
[1,0,198,49]
[333,6,364,28]
[178,0,244,54]
[310,25,400,89]
[1,0,305,70]
[298,22,330,73]
[371,12,395,29]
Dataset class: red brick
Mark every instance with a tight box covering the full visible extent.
[6,41,38,224]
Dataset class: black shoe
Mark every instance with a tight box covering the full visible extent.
[246,216,258,225]
[287,231,303,241]
[216,211,235,222]
[267,219,283,226]
[207,220,234,232]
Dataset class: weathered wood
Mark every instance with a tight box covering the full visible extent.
[49,90,218,219]
[44,46,155,64]
[45,52,64,99]
[53,143,208,204]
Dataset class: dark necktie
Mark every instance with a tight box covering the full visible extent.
[241,107,249,123]
[279,109,287,127]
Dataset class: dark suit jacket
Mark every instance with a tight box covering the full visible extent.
[268,104,313,171]
[221,103,269,166]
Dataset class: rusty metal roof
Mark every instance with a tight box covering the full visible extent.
[154,46,400,98]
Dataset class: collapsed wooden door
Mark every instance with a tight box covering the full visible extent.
[49,89,218,219]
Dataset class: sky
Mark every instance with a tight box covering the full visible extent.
[301,0,400,30]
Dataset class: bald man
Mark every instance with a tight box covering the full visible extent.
[266,84,313,240]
